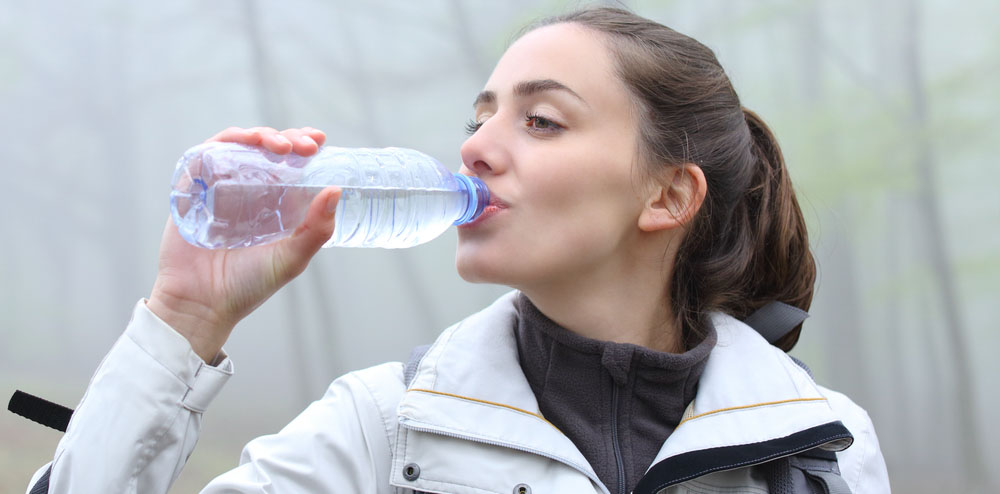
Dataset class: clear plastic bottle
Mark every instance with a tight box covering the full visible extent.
[170,142,489,249]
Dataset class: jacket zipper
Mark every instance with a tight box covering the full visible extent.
[398,418,612,494]
[611,383,625,494]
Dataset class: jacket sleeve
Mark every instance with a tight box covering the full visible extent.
[821,386,892,494]
[27,300,406,494]
[27,300,233,494]
[201,361,404,494]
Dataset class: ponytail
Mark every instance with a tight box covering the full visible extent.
[740,109,816,351]
[669,109,815,352]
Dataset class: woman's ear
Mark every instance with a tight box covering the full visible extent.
[637,164,707,232]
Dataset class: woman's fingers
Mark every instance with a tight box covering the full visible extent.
[276,127,327,156]
[248,127,293,154]
[274,187,342,280]
[206,126,272,146]
[278,129,319,156]
[205,126,326,156]
[301,127,327,147]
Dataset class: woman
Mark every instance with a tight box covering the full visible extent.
[27,7,889,494]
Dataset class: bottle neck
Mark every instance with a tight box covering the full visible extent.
[452,174,490,225]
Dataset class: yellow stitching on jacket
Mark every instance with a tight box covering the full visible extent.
[408,388,560,430]
[678,397,828,426]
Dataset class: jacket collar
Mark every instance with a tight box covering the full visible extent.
[653,311,851,460]
[397,292,597,479]
[634,312,853,492]
[397,292,851,484]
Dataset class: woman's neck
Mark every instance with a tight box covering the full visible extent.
[517,255,685,354]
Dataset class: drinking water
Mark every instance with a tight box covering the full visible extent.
[170,142,489,249]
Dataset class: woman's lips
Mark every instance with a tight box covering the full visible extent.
[460,197,508,229]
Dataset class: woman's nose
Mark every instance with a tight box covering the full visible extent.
[459,119,507,177]
[462,158,494,176]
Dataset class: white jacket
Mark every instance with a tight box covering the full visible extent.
[28,292,890,493]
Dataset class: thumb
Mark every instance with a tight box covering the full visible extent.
[275,187,342,277]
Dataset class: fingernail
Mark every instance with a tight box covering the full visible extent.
[301,136,316,146]
[326,193,338,215]
[275,134,291,145]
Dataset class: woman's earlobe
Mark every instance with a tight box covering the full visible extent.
[637,165,707,232]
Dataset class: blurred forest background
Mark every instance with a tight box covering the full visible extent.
[1,0,997,492]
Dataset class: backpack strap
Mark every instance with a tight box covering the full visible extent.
[761,448,852,494]
[8,387,72,493]
[28,465,52,494]
[745,303,850,494]
[742,302,815,379]
[403,344,432,388]
[8,390,73,433]
[790,450,852,494]
[742,301,810,345]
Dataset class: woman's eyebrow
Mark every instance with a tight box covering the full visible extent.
[472,79,588,108]
[473,90,496,108]
[514,79,586,104]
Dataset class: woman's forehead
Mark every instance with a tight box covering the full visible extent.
[484,23,621,104]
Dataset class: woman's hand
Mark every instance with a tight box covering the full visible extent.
[147,127,339,362]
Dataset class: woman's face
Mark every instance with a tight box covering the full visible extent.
[456,23,649,289]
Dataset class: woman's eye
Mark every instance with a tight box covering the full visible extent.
[525,114,561,132]
[465,119,483,135]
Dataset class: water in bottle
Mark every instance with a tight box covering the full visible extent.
[170,142,489,249]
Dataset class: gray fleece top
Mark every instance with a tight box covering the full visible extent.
[513,293,717,494]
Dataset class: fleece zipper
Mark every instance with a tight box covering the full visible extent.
[611,383,626,494]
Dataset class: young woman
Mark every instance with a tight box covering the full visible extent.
[27,7,889,494]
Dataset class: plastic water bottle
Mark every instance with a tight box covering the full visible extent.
[170,142,489,249]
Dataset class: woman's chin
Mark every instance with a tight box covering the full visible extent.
[455,247,515,285]
[455,256,496,284]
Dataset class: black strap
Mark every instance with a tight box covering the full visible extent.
[29,465,51,494]
[743,301,810,344]
[8,390,74,433]
[762,450,851,494]
[788,454,851,494]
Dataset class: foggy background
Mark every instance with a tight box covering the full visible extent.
[1,0,996,492]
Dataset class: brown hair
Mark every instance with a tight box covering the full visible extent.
[529,8,815,351]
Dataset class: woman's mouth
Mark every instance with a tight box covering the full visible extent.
[460,197,508,229]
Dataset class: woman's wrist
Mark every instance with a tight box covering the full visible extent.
[146,294,234,363]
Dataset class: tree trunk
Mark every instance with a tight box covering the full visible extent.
[901,0,986,488]
[330,3,441,336]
